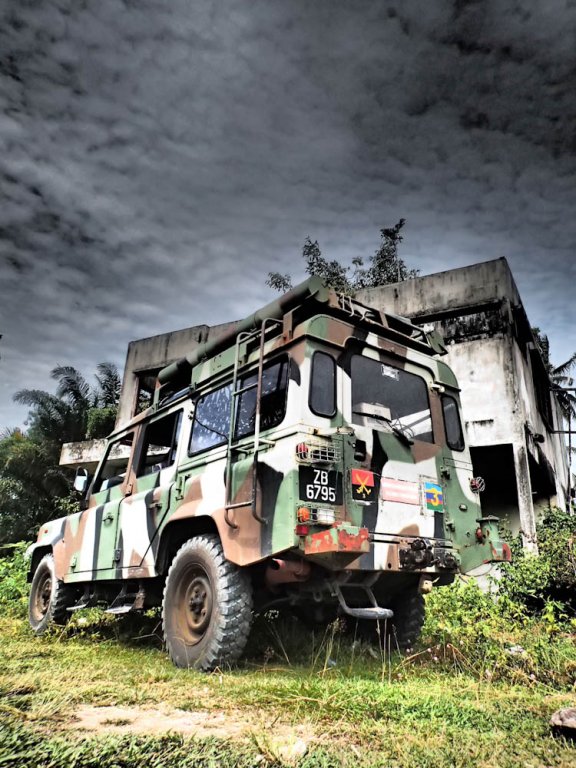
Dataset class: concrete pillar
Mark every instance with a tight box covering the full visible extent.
[512,441,538,553]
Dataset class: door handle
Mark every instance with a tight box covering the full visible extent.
[103,513,114,524]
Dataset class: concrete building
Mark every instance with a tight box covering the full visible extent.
[115,320,236,427]
[61,319,236,472]
[61,258,570,549]
[358,258,570,548]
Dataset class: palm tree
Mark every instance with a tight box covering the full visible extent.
[14,362,121,444]
[13,388,87,447]
[550,352,576,422]
[1,363,123,544]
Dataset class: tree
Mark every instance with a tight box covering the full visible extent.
[0,428,70,544]
[353,219,419,288]
[0,363,122,544]
[550,353,576,423]
[533,330,576,422]
[267,220,419,294]
[14,362,121,444]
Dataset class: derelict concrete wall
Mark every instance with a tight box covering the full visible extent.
[445,336,517,446]
[116,320,236,426]
[357,257,518,319]
[357,258,569,546]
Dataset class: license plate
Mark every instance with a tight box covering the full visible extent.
[299,467,342,504]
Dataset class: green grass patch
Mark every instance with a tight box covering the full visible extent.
[1,611,576,767]
[2,545,576,765]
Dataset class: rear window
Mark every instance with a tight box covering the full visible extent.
[351,356,433,443]
[309,352,336,417]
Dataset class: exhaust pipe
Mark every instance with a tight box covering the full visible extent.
[265,559,311,589]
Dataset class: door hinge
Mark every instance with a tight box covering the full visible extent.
[175,474,188,500]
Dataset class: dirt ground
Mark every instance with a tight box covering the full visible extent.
[68,704,315,761]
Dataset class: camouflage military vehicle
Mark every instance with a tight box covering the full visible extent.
[27,278,510,670]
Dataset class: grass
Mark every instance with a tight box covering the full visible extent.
[1,547,575,766]
[1,607,576,767]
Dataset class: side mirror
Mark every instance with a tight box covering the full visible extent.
[73,468,90,495]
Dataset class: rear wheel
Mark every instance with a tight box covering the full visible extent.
[28,554,74,634]
[162,535,253,670]
[389,589,425,650]
[347,589,426,651]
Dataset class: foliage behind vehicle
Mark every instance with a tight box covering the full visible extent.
[498,507,576,613]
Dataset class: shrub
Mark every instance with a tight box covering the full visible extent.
[498,507,576,613]
[421,578,576,687]
[0,542,29,618]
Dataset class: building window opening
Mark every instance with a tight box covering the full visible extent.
[135,371,159,414]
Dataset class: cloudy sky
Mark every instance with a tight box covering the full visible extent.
[1,0,575,429]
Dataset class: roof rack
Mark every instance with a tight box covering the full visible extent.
[154,277,444,405]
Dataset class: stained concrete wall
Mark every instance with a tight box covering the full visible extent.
[116,320,236,427]
[358,258,519,320]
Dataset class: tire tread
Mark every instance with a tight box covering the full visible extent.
[162,535,253,670]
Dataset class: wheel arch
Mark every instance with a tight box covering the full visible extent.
[27,545,52,583]
[156,516,220,575]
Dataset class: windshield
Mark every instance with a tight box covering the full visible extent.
[351,355,433,443]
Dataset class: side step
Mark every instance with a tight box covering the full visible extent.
[105,586,145,615]
[332,582,393,621]
[67,587,93,613]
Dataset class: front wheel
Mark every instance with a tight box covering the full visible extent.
[28,554,74,634]
[162,535,253,671]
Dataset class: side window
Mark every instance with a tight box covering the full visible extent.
[441,394,465,451]
[93,433,134,493]
[137,411,183,476]
[189,358,289,455]
[309,352,336,417]
[236,358,289,438]
[189,384,232,454]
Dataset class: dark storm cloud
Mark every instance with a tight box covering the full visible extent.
[1,0,575,427]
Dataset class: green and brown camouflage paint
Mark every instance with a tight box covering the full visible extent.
[28,278,510,605]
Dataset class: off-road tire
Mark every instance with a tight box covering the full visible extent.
[390,590,425,651]
[28,553,74,635]
[162,535,253,671]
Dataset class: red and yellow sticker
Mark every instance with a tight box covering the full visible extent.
[351,469,375,499]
